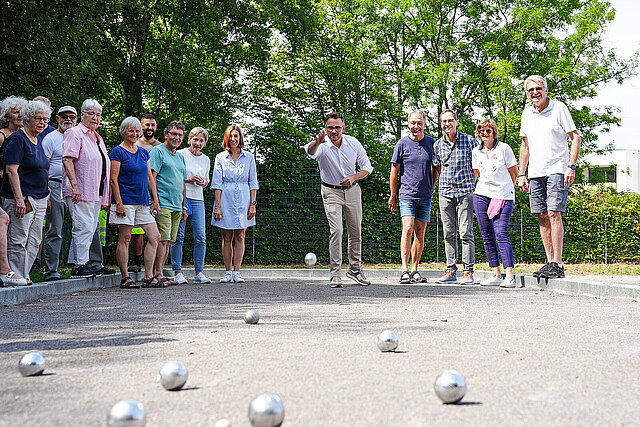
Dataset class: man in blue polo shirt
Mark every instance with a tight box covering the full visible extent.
[389,109,436,284]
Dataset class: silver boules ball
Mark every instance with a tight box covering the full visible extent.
[248,393,285,427]
[375,330,399,352]
[18,352,45,377]
[244,309,260,324]
[434,370,467,404]
[304,252,317,266]
[107,399,146,427]
[214,419,232,427]
[157,360,188,391]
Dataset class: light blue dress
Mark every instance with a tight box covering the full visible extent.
[210,149,259,229]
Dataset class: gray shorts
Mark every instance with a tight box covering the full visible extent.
[529,174,568,214]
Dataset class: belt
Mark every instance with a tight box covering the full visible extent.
[321,181,358,190]
[49,178,62,183]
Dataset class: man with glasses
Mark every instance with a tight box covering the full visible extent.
[518,75,581,279]
[150,121,188,284]
[389,109,436,284]
[305,112,373,288]
[433,109,478,285]
[41,106,77,280]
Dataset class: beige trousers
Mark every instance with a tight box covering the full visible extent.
[321,184,362,276]
[4,196,48,280]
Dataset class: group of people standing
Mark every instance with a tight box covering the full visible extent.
[307,74,580,287]
[0,96,259,288]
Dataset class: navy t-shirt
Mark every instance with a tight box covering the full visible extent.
[109,145,150,206]
[390,135,435,199]
[0,129,50,199]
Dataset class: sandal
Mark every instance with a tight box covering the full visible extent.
[399,271,411,284]
[119,276,140,289]
[158,277,178,286]
[141,277,161,288]
[410,271,428,283]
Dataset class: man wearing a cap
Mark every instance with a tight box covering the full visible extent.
[41,105,77,280]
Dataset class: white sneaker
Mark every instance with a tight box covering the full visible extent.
[481,275,503,286]
[220,271,233,283]
[174,272,188,284]
[194,272,212,283]
[232,271,245,283]
[500,276,517,288]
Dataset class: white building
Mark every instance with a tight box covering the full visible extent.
[581,149,640,193]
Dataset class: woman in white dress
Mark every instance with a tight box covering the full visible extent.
[210,125,259,283]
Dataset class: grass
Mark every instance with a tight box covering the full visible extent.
[27,262,639,284]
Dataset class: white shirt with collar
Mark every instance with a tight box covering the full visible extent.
[304,134,373,186]
[520,98,577,179]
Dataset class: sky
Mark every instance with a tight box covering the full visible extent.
[589,0,639,150]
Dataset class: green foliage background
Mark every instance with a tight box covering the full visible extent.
[1,0,638,266]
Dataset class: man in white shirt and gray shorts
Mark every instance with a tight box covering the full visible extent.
[518,75,581,279]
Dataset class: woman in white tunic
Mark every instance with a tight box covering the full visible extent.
[210,125,259,283]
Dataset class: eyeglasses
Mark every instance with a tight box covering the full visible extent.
[478,128,493,134]
[326,126,343,132]
[59,114,76,120]
[527,86,544,93]
[83,111,102,118]
[168,131,184,138]
[32,116,49,123]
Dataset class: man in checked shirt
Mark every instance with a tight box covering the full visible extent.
[433,109,478,285]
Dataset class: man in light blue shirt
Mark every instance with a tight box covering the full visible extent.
[42,105,77,280]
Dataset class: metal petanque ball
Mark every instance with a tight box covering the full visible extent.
[434,370,467,404]
[18,352,45,377]
[107,399,146,427]
[375,330,399,352]
[157,360,188,391]
[304,252,317,266]
[244,309,260,324]
[248,393,285,427]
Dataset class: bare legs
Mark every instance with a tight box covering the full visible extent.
[221,228,246,271]
[538,211,564,263]
[116,225,133,278]
[400,216,426,272]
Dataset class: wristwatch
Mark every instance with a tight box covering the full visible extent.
[568,164,576,170]
[251,200,257,205]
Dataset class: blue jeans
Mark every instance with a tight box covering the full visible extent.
[171,199,206,272]
[398,198,432,223]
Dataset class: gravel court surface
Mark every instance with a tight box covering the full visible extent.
[1,276,639,426]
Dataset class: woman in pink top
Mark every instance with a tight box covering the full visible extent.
[62,99,111,278]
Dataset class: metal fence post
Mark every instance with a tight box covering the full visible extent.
[436,211,440,263]
[252,127,257,264]
[520,209,523,263]
[604,218,608,265]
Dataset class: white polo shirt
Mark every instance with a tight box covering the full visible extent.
[304,134,373,186]
[520,98,577,179]
[472,141,518,201]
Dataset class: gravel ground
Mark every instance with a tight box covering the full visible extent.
[1,275,639,426]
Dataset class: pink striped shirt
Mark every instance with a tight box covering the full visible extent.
[62,123,110,205]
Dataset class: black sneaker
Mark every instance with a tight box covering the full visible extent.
[546,262,565,279]
[94,266,117,276]
[71,265,95,278]
[533,262,551,278]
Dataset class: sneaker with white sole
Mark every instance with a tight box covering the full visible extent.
[346,269,371,286]
[460,271,475,285]
[173,272,188,284]
[329,276,342,288]
[435,270,457,284]
[500,276,517,288]
[481,275,503,286]
[232,271,245,283]
[194,272,212,283]
[220,271,233,283]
